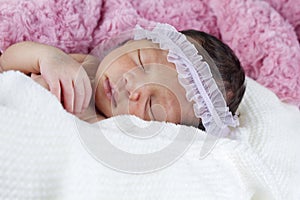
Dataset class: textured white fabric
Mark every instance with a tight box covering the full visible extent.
[0,71,300,199]
[134,23,239,138]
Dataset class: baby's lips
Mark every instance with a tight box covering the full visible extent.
[103,76,112,101]
[103,76,117,107]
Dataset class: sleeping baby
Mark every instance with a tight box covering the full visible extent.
[0,23,246,137]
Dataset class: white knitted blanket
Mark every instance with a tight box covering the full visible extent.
[0,71,300,200]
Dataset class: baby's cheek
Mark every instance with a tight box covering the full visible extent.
[31,74,50,90]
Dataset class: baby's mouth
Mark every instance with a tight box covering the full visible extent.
[103,76,117,107]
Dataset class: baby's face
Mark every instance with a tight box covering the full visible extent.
[94,40,199,126]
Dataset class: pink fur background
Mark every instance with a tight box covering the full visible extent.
[0,0,299,108]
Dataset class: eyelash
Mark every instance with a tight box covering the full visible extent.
[149,97,155,120]
[137,49,145,71]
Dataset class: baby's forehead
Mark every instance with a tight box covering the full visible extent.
[123,39,161,50]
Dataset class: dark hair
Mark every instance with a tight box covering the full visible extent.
[180,30,246,130]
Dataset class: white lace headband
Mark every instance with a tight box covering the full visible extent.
[134,23,239,137]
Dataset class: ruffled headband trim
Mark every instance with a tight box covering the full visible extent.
[134,23,239,137]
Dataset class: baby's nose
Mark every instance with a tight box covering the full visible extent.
[129,92,140,101]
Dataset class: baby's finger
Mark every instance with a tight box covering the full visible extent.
[48,79,61,102]
[31,74,50,90]
[60,78,75,113]
[82,76,92,111]
[41,73,61,102]
[73,78,85,114]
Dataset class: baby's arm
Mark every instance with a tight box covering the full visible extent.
[0,41,92,114]
[0,42,57,74]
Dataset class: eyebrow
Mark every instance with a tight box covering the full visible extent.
[137,49,144,69]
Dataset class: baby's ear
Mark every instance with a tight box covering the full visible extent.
[225,90,234,103]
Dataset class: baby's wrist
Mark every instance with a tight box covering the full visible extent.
[39,44,64,59]
[36,44,71,72]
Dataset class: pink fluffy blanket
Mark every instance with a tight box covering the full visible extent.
[0,0,299,108]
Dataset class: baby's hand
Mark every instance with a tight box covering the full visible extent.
[31,73,50,90]
[38,48,92,114]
